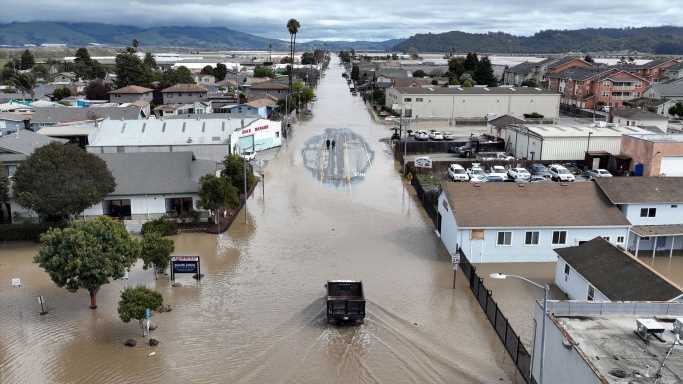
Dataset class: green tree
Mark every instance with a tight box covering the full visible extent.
[412,70,427,78]
[132,39,140,51]
[351,64,359,81]
[1,62,16,84]
[301,52,315,65]
[222,154,256,194]
[669,102,683,118]
[52,87,72,101]
[31,64,49,80]
[84,79,111,100]
[462,79,474,87]
[213,63,227,81]
[73,48,105,80]
[143,52,157,70]
[118,286,163,333]
[8,72,36,99]
[13,143,115,223]
[35,216,140,309]
[253,65,273,78]
[201,65,214,75]
[115,51,151,88]
[0,175,9,223]
[463,52,479,72]
[140,232,174,278]
[473,56,497,87]
[20,49,34,70]
[287,18,301,110]
[198,175,240,224]
[174,66,194,84]
[448,57,465,78]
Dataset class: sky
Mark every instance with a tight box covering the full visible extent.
[1,0,682,41]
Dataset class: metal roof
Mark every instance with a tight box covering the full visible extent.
[624,133,683,143]
[0,129,67,155]
[521,123,652,138]
[393,86,559,95]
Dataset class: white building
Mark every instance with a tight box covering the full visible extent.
[613,108,669,133]
[500,122,652,161]
[595,177,683,256]
[554,237,682,302]
[384,86,561,122]
[531,301,683,384]
[436,182,630,263]
[230,119,283,154]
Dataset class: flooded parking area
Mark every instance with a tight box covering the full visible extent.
[0,56,520,384]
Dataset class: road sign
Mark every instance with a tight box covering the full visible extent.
[145,308,152,320]
[170,256,201,281]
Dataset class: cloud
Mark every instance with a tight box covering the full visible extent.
[1,0,681,41]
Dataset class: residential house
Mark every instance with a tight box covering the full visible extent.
[643,77,683,102]
[612,108,668,132]
[554,237,682,302]
[108,85,154,104]
[30,106,144,130]
[245,80,289,101]
[546,68,649,109]
[595,177,683,256]
[0,112,30,134]
[436,182,630,263]
[503,57,593,86]
[623,97,678,116]
[154,101,212,117]
[193,74,216,86]
[663,61,683,81]
[81,152,216,225]
[246,98,277,118]
[392,78,433,88]
[614,58,680,83]
[53,72,78,84]
[162,83,208,104]
[620,134,683,176]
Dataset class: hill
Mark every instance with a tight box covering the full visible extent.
[393,26,683,54]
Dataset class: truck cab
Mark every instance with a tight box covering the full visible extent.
[326,280,365,324]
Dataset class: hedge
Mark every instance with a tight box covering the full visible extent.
[141,217,178,236]
[0,223,51,242]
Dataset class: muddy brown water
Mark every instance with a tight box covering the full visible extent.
[0,56,521,384]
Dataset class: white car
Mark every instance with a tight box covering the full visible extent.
[486,165,509,182]
[429,131,444,140]
[585,169,613,179]
[467,164,488,181]
[478,152,515,161]
[415,130,429,141]
[469,174,488,183]
[443,132,457,141]
[548,164,576,182]
[240,150,256,161]
[507,167,531,181]
[448,164,469,181]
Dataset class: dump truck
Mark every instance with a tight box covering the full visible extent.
[325,280,365,324]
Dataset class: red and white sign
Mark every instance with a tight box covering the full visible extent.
[171,256,200,262]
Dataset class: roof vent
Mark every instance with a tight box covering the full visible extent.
[141,122,146,133]
[162,122,166,132]
[221,121,225,131]
[121,122,126,133]
[182,122,186,133]
[483,87,489,91]
[202,121,206,133]
[535,87,542,91]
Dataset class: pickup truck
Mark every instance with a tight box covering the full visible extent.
[326,280,366,324]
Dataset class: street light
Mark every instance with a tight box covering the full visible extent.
[490,273,549,384]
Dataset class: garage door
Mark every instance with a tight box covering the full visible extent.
[661,156,683,176]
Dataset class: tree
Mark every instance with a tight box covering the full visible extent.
[463,52,479,72]
[85,79,111,100]
[52,87,72,101]
[31,64,49,80]
[462,79,474,87]
[118,286,163,333]
[143,52,157,70]
[253,65,273,78]
[13,143,115,222]
[287,18,301,114]
[280,56,292,64]
[20,49,34,70]
[213,63,227,81]
[473,56,497,87]
[8,72,36,99]
[198,175,240,224]
[0,175,9,223]
[35,216,140,309]
[132,39,140,51]
[447,57,466,78]
[521,79,538,87]
[222,154,256,194]
[201,65,214,75]
[584,54,594,63]
[140,232,174,278]
[301,52,315,65]
[669,102,683,118]
[175,66,194,83]
[115,51,151,88]
[351,64,359,81]
[412,70,427,78]
[1,62,15,84]
[73,48,105,80]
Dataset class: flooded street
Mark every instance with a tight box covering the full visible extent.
[0,56,519,384]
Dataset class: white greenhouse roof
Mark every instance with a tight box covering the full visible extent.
[525,123,653,138]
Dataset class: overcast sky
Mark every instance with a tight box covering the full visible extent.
[1,0,682,41]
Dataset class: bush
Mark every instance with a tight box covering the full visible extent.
[141,217,177,236]
[0,223,51,241]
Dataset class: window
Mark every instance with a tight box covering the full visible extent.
[601,236,610,242]
[415,98,423,102]
[404,97,412,102]
[275,131,280,138]
[617,236,625,243]
[497,231,512,246]
[564,264,570,281]
[524,231,539,245]
[552,231,567,245]
[672,204,678,208]
[587,286,595,301]
[640,208,656,217]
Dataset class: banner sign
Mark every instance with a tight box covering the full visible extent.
[170,256,201,280]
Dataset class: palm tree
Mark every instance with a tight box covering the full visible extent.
[286,19,301,109]
[8,73,36,100]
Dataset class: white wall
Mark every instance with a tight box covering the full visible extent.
[501,127,624,161]
[82,194,200,219]
[87,144,229,162]
[554,258,610,301]
[437,192,459,255]
[621,203,683,225]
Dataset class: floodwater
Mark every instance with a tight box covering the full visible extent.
[0,56,520,383]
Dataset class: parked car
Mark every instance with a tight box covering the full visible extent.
[530,175,548,183]
[469,174,488,183]
[548,164,576,182]
[415,131,429,141]
[486,165,508,182]
[429,131,444,140]
[414,156,433,169]
[561,163,583,176]
[528,163,551,179]
[325,280,365,324]
[448,164,469,181]
[443,132,456,141]
[508,167,531,181]
[585,169,613,179]
[477,152,514,161]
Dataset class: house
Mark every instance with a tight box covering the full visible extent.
[53,72,78,84]
[614,58,680,83]
[503,57,593,86]
[623,97,678,116]
[229,118,283,154]
[391,78,433,88]
[595,177,683,257]
[663,61,683,81]
[613,108,669,132]
[487,114,526,137]
[546,68,650,109]
[81,152,216,224]
[620,134,683,176]
[531,301,683,384]
[87,117,259,162]
[384,86,561,122]
[436,182,630,263]
[554,237,682,302]
[245,80,289,101]
[193,74,216,86]
[499,121,652,161]
[0,112,30,134]
[108,85,154,104]
[37,121,96,147]
[154,101,212,117]
[643,77,683,102]
[30,106,144,129]
[246,98,277,118]
[161,83,208,104]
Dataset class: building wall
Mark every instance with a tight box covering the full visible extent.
[455,226,628,263]
[247,89,287,101]
[162,92,207,105]
[621,203,683,226]
[502,128,622,161]
[437,192,459,255]
[555,257,610,301]
[614,116,667,132]
[110,93,153,104]
[620,135,683,176]
[82,193,200,219]
[0,119,25,134]
[531,305,602,384]
[87,144,228,163]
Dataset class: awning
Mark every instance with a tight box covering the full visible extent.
[631,225,683,237]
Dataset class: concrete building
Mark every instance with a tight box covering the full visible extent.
[531,301,683,384]
[230,118,283,154]
[385,86,561,122]
[81,152,216,225]
[162,83,208,104]
[437,182,630,263]
[613,108,669,133]
[620,134,683,176]
[554,237,682,301]
[108,85,154,104]
[500,122,652,161]
[595,177,683,257]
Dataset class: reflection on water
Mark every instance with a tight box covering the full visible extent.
[302,128,374,187]
[0,56,518,384]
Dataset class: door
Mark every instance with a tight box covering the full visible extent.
[592,158,600,170]
[660,156,683,176]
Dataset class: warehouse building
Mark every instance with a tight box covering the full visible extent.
[500,122,651,161]
[620,134,683,176]
[384,86,561,122]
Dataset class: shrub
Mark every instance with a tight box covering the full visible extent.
[141,217,177,236]
[0,223,51,241]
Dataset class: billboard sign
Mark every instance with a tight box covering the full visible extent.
[170,256,201,280]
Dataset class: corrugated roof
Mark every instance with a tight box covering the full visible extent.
[96,152,216,196]
[595,177,683,204]
[393,86,559,95]
[31,106,143,124]
[441,182,629,228]
[556,237,681,301]
[0,112,30,122]
[0,129,67,155]
[522,123,652,138]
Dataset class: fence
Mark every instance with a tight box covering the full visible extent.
[459,249,534,383]
[410,173,439,226]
